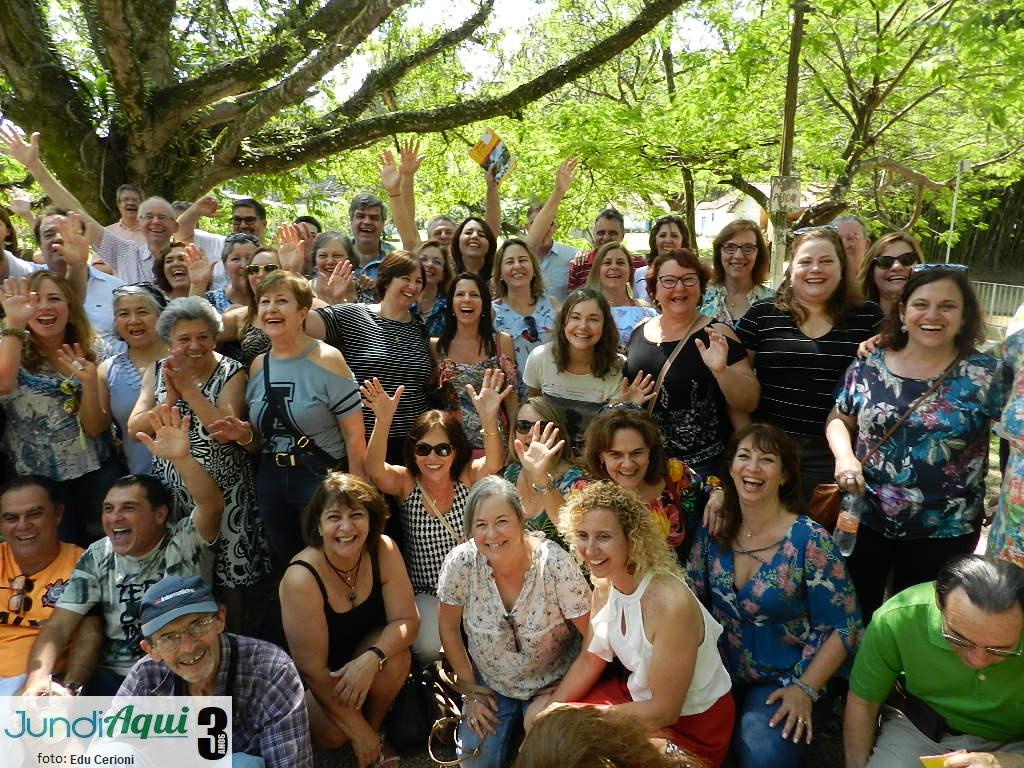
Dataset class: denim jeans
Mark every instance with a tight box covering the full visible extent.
[457,682,529,768]
[731,682,830,768]
[255,458,328,572]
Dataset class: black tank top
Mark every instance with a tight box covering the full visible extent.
[287,548,387,670]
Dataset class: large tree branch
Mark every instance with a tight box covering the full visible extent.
[872,84,943,140]
[88,0,150,129]
[721,172,769,209]
[804,58,857,127]
[857,157,951,190]
[324,0,495,125]
[210,0,402,166]
[189,0,686,189]
[154,0,365,135]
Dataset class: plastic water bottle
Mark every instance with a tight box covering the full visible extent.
[833,494,865,557]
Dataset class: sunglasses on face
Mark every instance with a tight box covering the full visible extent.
[515,419,551,435]
[231,215,260,226]
[414,442,453,457]
[873,252,918,269]
[246,264,279,275]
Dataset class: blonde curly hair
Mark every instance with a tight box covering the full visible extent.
[557,481,683,581]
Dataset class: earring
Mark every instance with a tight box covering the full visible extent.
[900,323,907,332]
[626,561,637,576]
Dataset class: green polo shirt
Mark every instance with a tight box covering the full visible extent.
[850,582,1024,742]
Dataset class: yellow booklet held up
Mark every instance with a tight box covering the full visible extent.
[469,128,515,185]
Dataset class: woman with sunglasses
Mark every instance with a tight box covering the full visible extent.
[699,220,774,326]
[97,283,169,474]
[361,369,510,664]
[0,271,122,544]
[413,240,455,337]
[625,250,757,480]
[492,239,558,386]
[584,242,657,349]
[632,215,690,303]
[204,233,259,312]
[826,265,1005,622]
[857,231,925,317]
[437,476,591,768]
[503,397,583,548]
[435,272,518,454]
[736,227,882,499]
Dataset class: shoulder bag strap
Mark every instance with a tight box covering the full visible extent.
[646,315,708,415]
[262,356,337,465]
[860,363,954,464]
[417,481,464,544]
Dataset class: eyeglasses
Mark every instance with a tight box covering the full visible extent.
[225,233,260,246]
[515,419,551,435]
[873,252,918,269]
[656,274,700,289]
[140,213,174,223]
[150,615,220,652]
[246,264,279,275]
[231,215,260,226]
[0,574,34,613]
[721,243,758,256]
[940,619,1023,658]
[504,613,523,654]
[113,281,169,309]
[59,377,80,415]
[522,315,539,343]
[414,442,453,457]
[912,263,969,275]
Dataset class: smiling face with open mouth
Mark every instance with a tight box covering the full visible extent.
[102,483,168,557]
[383,269,424,310]
[163,248,191,293]
[418,246,447,287]
[563,298,604,353]
[654,221,685,256]
[114,295,160,348]
[258,287,308,339]
[471,494,524,564]
[350,206,384,251]
[721,229,758,282]
[900,277,964,352]
[246,251,281,295]
[321,503,369,566]
[27,277,71,342]
[414,425,455,481]
[600,427,651,491]
[144,610,225,686]
[729,436,786,506]
[597,248,631,292]
[789,239,841,306]
[452,277,483,326]
[168,318,216,371]
[117,189,141,223]
[499,243,534,292]
[0,484,62,565]
[139,200,178,249]
[873,241,919,303]
[574,506,629,579]
[314,238,352,280]
[458,220,491,271]
[653,261,701,319]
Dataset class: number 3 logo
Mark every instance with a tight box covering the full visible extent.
[198,707,229,760]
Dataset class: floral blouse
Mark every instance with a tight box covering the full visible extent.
[687,516,863,686]
[493,297,557,390]
[437,533,591,700]
[699,283,775,326]
[412,295,448,338]
[436,351,518,449]
[835,349,1006,540]
[990,330,1024,566]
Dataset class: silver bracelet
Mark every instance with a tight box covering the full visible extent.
[530,472,555,493]
[791,679,820,703]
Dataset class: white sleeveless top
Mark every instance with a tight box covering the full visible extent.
[588,572,732,716]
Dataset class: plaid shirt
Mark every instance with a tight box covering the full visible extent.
[118,633,312,768]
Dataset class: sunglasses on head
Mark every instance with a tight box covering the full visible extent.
[515,419,551,435]
[246,264,280,275]
[912,263,968,275]
[112,281,169,309]
[414,442,453,457]
[873,252,918,269]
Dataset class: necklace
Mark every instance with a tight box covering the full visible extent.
[323,549,363,603]
[733,540,783,565]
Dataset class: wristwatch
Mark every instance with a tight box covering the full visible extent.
[63,681,84,696]
[368,646,387,671]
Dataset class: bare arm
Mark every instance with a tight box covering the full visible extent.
[61,615,104,688]
[175,195,220,244]
[484,164,501,238]
[374,537,420,658]
[524,158,577,256]
[843,691,882,768]
[22,607,84,694]
[360,379,410,497]
[826,407,865,493]
[126,363,159,437]
[466,368,511,481]
[698,324,760,413]
[379,148,422,251]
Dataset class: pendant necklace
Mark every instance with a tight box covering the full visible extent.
[324,550,363,603]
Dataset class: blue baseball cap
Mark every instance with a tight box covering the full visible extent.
[140,575,219,637]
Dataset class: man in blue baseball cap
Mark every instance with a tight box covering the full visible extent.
[117,575,312,768]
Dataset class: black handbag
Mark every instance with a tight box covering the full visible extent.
[385,664,438,754]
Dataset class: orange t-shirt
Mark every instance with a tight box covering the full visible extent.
[0,542,83,677]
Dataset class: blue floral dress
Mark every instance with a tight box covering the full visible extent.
[412,295,448,338]
[835,349,1006,540]
[493,297,557,397]
[686,516,863,685]
[610,304,657,350]
[992,330,1024,566]
[699,283,775,326]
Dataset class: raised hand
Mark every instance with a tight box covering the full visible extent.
[160,348,189,403]
[6,188,34,220]
[53,212,89,269]
[1,277,38,329]
[194,194,220,218]
[378,149,401,195]
[207,415,254,446]
[323,260,354,304]
[398,139,423,176]
[466,368,512,421]
[137,404,192,461]
[484,162,499,189]
[0,125,40,169]
[554,157,578,195]
[184,243,213,288]
[360,377,403,418]
[275,224,307,273]
[618,370,655,406]
[514,421,565,484]
[695,326,730,373]
[55,343,98,386]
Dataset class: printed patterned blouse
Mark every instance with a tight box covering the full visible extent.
[687,516,863,686]
[991,330,1024,566]
[835,349,1006,540]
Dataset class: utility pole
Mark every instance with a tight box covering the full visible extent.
[769,0,810,288]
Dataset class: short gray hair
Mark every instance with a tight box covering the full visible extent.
[156,296,222,342]
[463,476,525,540]
[936,555,1024,614]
